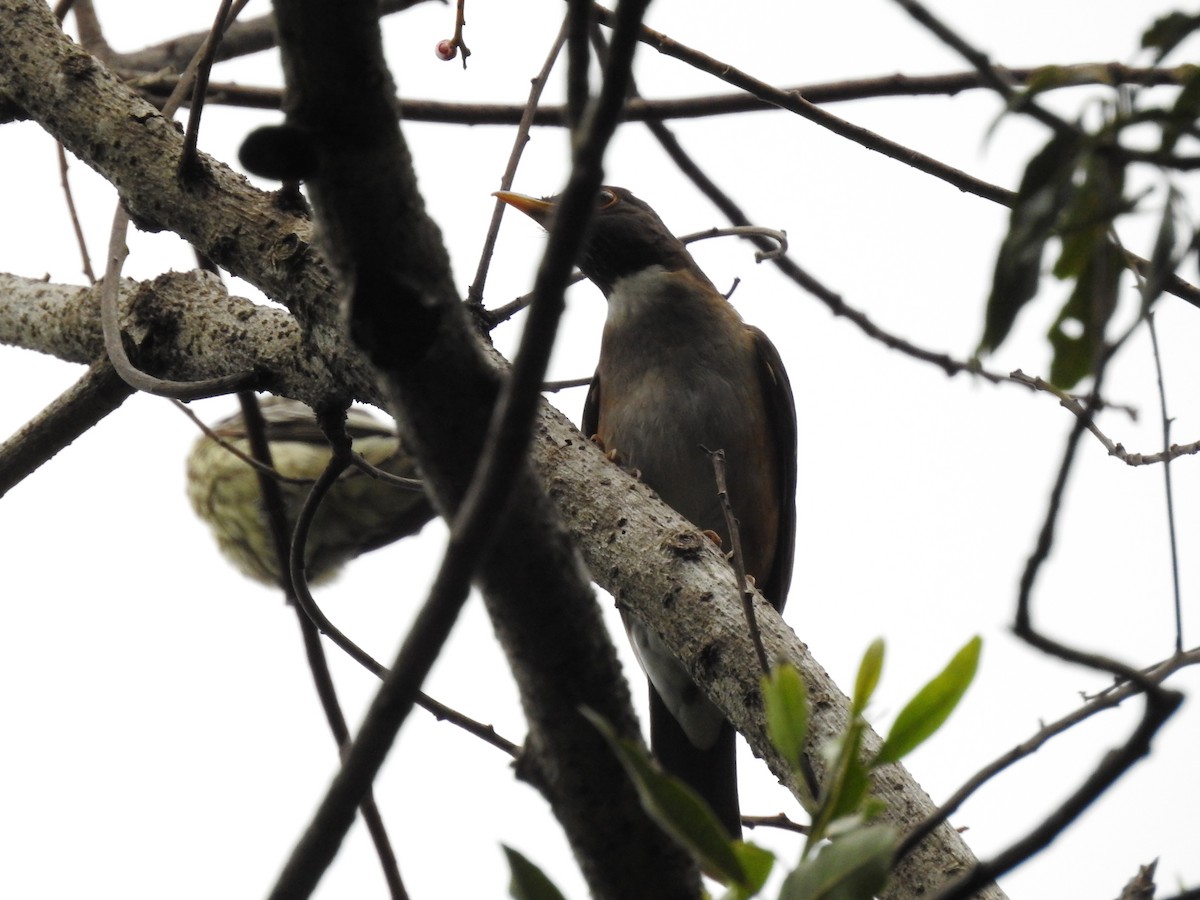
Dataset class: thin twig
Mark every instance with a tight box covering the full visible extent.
[235,392,408,900]
[56,143,95,283]
[936,685,1181,898]
[1146,313,1184,653]
[936,318,1185,897]
[888,0,1074,137]
[1009,370,1198,465]
[898,646,1200,863]
[741,812,811,835]
[591,3,1200,313]
[288,447,394,678]
[709,448,769,674]
[268,1,653,892]
[283,409,519,756]
[98,0,431,73]
[467,17,568,306]
[542,376,592,393]
[180,0,253,176]
[99,206,256,398]
[679,225,788,261]
[0,359,133,499]
[593,2,1010,205]
[98,5,257,399]
[485,228,782,326]
[172,399,314,484]
[347,451,425,489]
[68,0,111,60]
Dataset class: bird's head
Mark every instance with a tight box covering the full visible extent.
[494,186,702,296]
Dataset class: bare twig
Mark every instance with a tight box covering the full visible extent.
[125,64,1193,124]
[99,207,256,398]
[888,0,1074,137]
[347,451,425,489]
[679,225,788,261]
[56,143,95,283]
[268,0,656,893]
[898,647,1200,863]
[97,6,257,399]
[591,3,1200,314]
[1146,313,1185,653]
[1009,370,1199,466]
[69,0,111,60]
[0,359,133,499]
[709,448,769,674]
[279,409,519,756]
[742,812,811,835]
[467,17,568,306]
[179,0,254,176]
[236,391,408,900]
[173,400,318,484]
[449,0,471,69]
[542,376,592,392]
[935,323,1185,896]
[97,0,432,73]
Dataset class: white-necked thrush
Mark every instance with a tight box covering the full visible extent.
[496,186,797,836]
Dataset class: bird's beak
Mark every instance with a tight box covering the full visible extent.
[493,190,555,226]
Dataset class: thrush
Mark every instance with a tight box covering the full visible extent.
[187,397,433,586]
[496,186,797,836]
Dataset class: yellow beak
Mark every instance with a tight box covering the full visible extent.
[493,190,555,226]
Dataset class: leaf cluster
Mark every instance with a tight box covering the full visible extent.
[507,637,981,900]
[980,12,1200,388]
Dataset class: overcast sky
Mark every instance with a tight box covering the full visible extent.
[1,1,1197,898]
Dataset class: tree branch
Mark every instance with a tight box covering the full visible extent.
[0,6,1009,894]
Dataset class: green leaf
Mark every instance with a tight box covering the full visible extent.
[822,743,872,826]
[503,846,569,900]
[1140,191,1180,309]
[980,131,1082,355]
[582,709,747,886]
[1142,12,1200,63]
[1047,239,1123,389]
[717,842,776,900]
[763,664,809,773]
[1162,69,1200,153]
[780,825,898,900]
[806,721,870,853]
[851,639,884,717]
[874,637,981,766]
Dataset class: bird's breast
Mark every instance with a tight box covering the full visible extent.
[597,269,779,580]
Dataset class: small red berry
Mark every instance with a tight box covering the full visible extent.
[435,39,457,61]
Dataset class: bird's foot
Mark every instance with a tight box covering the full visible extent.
[593,438,642,479]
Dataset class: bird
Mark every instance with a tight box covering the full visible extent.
[186,397,433,587]
[495,186,797,837]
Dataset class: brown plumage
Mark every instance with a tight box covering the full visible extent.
[496,186,797,836]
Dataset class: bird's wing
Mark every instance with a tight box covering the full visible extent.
[749,326,798,613]
[581,370,602,442]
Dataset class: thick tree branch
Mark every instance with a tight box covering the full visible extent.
[118,64,1190,124]
[267,0,694,897]
[0,5,1006,896]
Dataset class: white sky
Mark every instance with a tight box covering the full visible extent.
[1,1,1197,898]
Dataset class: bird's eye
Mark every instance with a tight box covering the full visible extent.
[597,188,618,208]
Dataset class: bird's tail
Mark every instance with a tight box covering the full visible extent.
[649,686,741,839]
